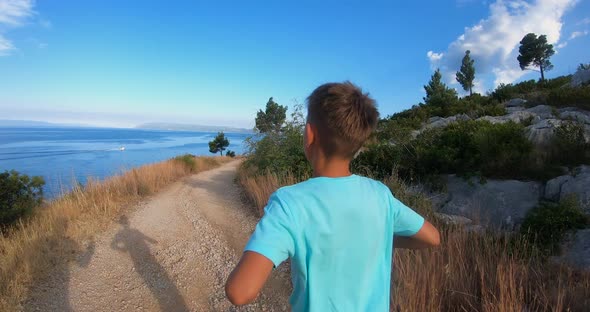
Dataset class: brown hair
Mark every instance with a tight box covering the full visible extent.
[306,81,379,158]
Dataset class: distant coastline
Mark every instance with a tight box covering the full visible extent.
[135,122,253,134]
[0,120,253,134]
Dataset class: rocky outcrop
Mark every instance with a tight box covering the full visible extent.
[570,68,590,87]
[424,114,471,130]
[544,166,590,215]
[505,98,527,107]
[435,213,473,226]
[437,175,543,228]
[524,119,562,146]
[559,108,590,125]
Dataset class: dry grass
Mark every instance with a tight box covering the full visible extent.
[237,165,302,217]
[238,167,590,312]
[0,156,230,310]
[392,230,590,311]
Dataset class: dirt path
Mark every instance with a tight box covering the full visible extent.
[24,160,292,312]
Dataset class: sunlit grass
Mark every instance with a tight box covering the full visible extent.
[0,155,231,310]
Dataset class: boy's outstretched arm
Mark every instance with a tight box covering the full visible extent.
[225,251,274,305]
[394,220,440,249]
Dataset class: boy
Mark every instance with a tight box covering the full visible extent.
[225,82,440,311]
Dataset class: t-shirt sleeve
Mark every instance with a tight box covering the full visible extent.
[244,191,296,267]
[389,192,425,236]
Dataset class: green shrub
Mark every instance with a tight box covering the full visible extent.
[414,120,533,179]
[521,195,588,254]
[245,104,312,180]
[226,150,236,158]
[551,121,590,167]
[547,87,590,110]
[541,75,572,89]
[474,122,533,178]
[173,154,196,171]
[491,80,537,102]
[0,170,45,229]
[351,144,403,180]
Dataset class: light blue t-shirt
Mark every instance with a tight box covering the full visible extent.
[244,174,425,311]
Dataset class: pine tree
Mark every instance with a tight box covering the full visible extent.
[517,33,555,82]
[456,50,475,96]
[255,97,287,133]
[208,132,229,156]
[424,69,458,116]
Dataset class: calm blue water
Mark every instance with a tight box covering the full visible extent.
[0,127,249,198]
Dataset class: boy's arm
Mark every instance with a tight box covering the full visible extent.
[225,191,295,306]
[394,220,440,249]
[225,251,274,305]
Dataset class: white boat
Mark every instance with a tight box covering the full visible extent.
[119,146,125,151]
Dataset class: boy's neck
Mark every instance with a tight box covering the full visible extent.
[312,157,352,178]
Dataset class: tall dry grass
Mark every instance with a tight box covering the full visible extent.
[0,156,230,310]
[238,167,590,311]
[237,165,302,217]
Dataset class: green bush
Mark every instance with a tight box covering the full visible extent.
[547,87,590,110]
[226,150,236,158]
[358,120,539,184]
[541,75,572,89]
[173,154,197,171]
[550,121,590,167]
[0,170,45,229]
[521,195,588,254]
[411,120,534,180]
[491,80,537,102]
[245,104,312,179]
[351,143,403,180]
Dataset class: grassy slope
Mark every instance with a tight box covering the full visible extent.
[0,156,231,310]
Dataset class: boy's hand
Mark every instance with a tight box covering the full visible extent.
[394,221,440,249]
[225,251,274,305]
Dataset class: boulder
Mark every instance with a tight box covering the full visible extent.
[560,166,590,215]
[476,111,537,125]
[559,229,590,270]
[570,68,590,87]
[524,119,562,146]
[544,175,572,201]
[424,114,471,130]
[505,98,527,107]
[559,109,590,125]
[439,175,543,228]
[435,213,473,226]
[506,106,525,113]
[477,115,507,124]
[525,105,555,120]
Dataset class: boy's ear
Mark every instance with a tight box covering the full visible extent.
[305,122,315,148]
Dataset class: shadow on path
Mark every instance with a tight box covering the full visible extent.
[111,216,188,312]
[24,219,95,312]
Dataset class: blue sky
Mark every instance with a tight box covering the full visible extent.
[0,0,589,128]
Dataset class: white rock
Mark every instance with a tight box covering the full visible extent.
[439,175,543,227]
[505,98,527,107]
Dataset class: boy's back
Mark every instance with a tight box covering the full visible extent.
[225,82,439,311]
[245,175,424,311]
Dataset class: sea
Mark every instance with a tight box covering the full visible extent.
[0,127,250,199]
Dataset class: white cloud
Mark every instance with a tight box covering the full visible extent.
[0,0,35,56]
[578,17,590,25]
[427,0,577,90]
[569,30,588,39]
[0,0,33,26]
[426,51,444,62]
[0,34,14,55]
[556,41,568,49]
